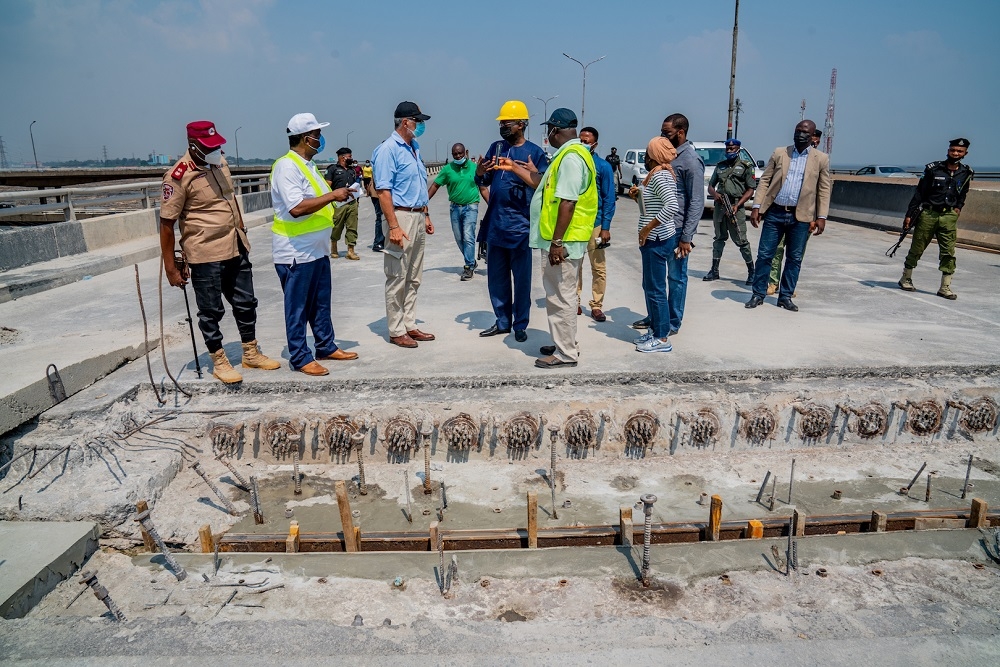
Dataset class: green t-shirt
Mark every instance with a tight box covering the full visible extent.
[433,160,480,205]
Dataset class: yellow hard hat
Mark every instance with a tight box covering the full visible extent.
[496,100,529,121]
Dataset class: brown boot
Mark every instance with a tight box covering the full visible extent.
[241,340,281,370]
[331,240,340,258]
[346,245,360,260]
[210,349,243,384]
[766,283,778,296]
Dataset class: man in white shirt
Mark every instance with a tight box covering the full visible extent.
[270,113,358,376]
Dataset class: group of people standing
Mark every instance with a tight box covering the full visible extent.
[158,102,974,382]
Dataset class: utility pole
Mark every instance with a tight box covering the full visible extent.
[733,99,744,140]
[726,0,740,139]
[102,145,108,164]
[234,126,242,168]
[823,68,838,156]
[0,136,9,170]
[562,53,605,127]
[800,99,806,121]
[29,120,39,170]
[346,130,354,148]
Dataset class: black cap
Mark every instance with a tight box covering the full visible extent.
[336,147,352,156]
[949,137,970,148]
[540,108,578,129]
[394,101,430,121]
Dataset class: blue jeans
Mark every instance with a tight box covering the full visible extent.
[752,208,811,299]
[274,256,337,369]
[640,237,672,339]
[371,197,385,248]
[450,202,478,268]
[664,233,687,333]
[487,242,532,331]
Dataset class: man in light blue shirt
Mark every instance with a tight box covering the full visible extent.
[372,101,436,348]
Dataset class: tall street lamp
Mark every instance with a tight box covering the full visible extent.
[562,53,605,127]
[346,130,354,148]
[533,95,559,149]
[434,138,443,163]
[29,120,39,170]
[234,126,242,167]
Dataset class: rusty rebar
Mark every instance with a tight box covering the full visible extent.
[292,446,302,495]
[549,426,560,519]
[353,432,367,495]
[438,531,446,595]
[640,494,657,585]
[79,571,126,621]
[905,462,928,493]
[769,476,777,511]
[249,475,263,524]
[191,462,238,515]
[215,455,250,491]
[421,420,433,495]
[755,471,772,504]
[134,509,186,580]
[962,454,973,500]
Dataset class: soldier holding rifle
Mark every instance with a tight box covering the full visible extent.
[704,138,756,284]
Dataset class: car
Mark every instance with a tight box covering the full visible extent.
[692,142,764,211]
[618,148,647,196]
[854,165,916,178]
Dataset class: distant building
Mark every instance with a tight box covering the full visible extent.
[148,151,171,166]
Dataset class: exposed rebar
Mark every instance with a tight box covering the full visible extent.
[549,426,560,519]
[925,473,933,502]
[249,475,264,524]
[640,494,657,585]
[438,531,446,595]
[79,571,126,621]
[962,454,973,500]
[353,432,367,495]
[769,476,777,511]
[421,420,433,494]
[788,458,796,504]
[755,471,772,504]
[905,461,928,493]
[191,462,238,515]
[215,454,250,491]
[292,446,302,495]
[404,470,413,523]
[134,509,187,580]
[786,515,795,576]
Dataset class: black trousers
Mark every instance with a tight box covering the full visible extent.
[189,248,259,353]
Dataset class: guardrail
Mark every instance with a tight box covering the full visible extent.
[832,169,1000,181]
[0,174,270,222]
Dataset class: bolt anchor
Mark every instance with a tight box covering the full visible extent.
[79,571,126,621]
[639,494,657,585]
[134,508,187,581]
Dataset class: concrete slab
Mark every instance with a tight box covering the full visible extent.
[0,521,99,618]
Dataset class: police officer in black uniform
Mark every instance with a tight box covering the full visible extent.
[898,138,974,299]
[605,147,622,196]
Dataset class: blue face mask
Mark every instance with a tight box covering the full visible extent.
[453,157,467,165]
[412,121,426,138]
[316,135,325,154]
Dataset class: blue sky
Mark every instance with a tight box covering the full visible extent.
[1,0,997,168]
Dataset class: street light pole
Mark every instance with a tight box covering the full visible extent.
[533,96,558,150]
[346,130,354,148]
[29,120,39,170]
[733,99,743,140]
[434,138,442,163]
[726,0,740,139]
[562,53,605,127]
[234,126,242,167]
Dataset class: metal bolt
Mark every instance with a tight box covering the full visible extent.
[292,446,302,495]
[249,475,264,524]
[438,532,447,595]
[925,473,933,502]
[832,490,842,500]
[905,461,928,493]
[755,471,772,504]
[403,470,413,523]
[79,571,126,621]
[421,420,433,494]
[640,493,657,585]
[134,509,187,580]
[788,458,796,504]
[215,454,250,491]
[352,432,367,495]
[962,453,973,500]
[769,476,777,511]
[549,426,560,519]
[191,462,238,515]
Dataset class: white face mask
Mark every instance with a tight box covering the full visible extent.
[203,149,223,166]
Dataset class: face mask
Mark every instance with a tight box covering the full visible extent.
[499,124,517,141]
[725,151,739,161]
[453,157,467,165]
[946,154,961,164]
[412,121,426,138]
[793,131,811,148]
[583,143,596,154]
[203,149,223,166]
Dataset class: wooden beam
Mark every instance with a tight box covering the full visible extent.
[708,495,723,541]
[747,519,764,539]
[286,521,300,553]
[198,524,214,553]
[429,521,439,554]
[335,480,359,552]
[620,506,633,547]
[527,492,538,549]
[793,509,806,537]
[970,498,988,529]
[136,500,156,552]
[871,510,887,533]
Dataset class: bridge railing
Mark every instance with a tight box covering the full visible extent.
[0,174,271,223]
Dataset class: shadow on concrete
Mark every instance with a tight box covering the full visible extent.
[366,317,390,338]
[454,310,497,332]
[860,279,908,291]
[617,545,641,579]
[710,288,755,304]
[590,306,643,345]
[424,265,464,276]
[502,328,550,358]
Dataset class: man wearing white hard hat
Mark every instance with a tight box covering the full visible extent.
[269,113,358,376]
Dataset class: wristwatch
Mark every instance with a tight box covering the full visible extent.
[551,239,564,247]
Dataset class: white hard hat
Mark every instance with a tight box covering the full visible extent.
[286,113,330,135]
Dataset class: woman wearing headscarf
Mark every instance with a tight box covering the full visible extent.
[629,137,679,353]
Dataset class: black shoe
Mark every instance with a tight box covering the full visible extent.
[539,345,556,356]
[372,244,384,253]
[631,317,651,330]
[776,298,798,312]
[745,295,765,309]
[703,258,720,281]
[460,267,474,281]
[514,330,527,342]
[745,262,755,286]
[480,324,511,337]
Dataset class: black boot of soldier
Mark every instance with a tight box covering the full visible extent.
[703,258,721,281]
[745,261,755,285]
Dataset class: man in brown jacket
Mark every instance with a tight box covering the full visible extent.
[745,119,831,312]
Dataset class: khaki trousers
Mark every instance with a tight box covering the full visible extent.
[542,251,583,363]
[383,211,425,337]
[576,226,607,309]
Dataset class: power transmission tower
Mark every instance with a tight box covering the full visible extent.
[726,0,740,139]
[102,145,108,164]
[0,136,9,169]
[823,68,837,155]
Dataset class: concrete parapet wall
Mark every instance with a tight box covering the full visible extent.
[829,177,1000,250]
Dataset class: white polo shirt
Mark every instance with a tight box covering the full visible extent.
[269,155,332,265]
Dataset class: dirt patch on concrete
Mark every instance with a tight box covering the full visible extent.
[612,577,684,608]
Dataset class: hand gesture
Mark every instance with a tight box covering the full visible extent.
[750,208,761,228]
[330,187,350,202]
[389,224,410,247]
[475,155,496,177]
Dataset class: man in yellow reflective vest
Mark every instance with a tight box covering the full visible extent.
[270,113,359,376]
[499,108,598,369]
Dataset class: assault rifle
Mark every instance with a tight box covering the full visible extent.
[886,204,922,258]
[720,192,738,223]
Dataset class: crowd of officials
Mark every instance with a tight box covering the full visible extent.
[158,104,973,382]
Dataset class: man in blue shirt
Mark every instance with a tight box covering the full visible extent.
[372,101,436,349]
[475,100,550,343]
[577,126,616,322]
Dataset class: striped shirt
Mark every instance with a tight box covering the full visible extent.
[774,147,809,207]
[638,170,679,241]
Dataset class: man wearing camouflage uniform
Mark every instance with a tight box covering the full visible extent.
[704,138,756,284]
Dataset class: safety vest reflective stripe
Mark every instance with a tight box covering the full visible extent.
[270,151,334,237]
[539,143,599,243]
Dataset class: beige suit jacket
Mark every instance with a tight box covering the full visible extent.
[752,146,832,222]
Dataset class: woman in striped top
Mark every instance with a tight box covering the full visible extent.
[629,137,679,353]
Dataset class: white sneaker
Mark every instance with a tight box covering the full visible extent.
[633,332,654,345]
[636,337,673,353]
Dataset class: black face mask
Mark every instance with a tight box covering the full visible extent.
[499,125,518,141]
[945,155,961,164]
[793,131,812,149]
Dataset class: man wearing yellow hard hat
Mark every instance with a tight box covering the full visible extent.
[474,100,550,343]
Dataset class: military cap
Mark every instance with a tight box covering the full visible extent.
[949,137,970,148]
[724,138,741,147]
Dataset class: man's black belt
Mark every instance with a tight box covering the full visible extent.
[393,206,425,212]
[775,205,796,213]
[927,204,954,213]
